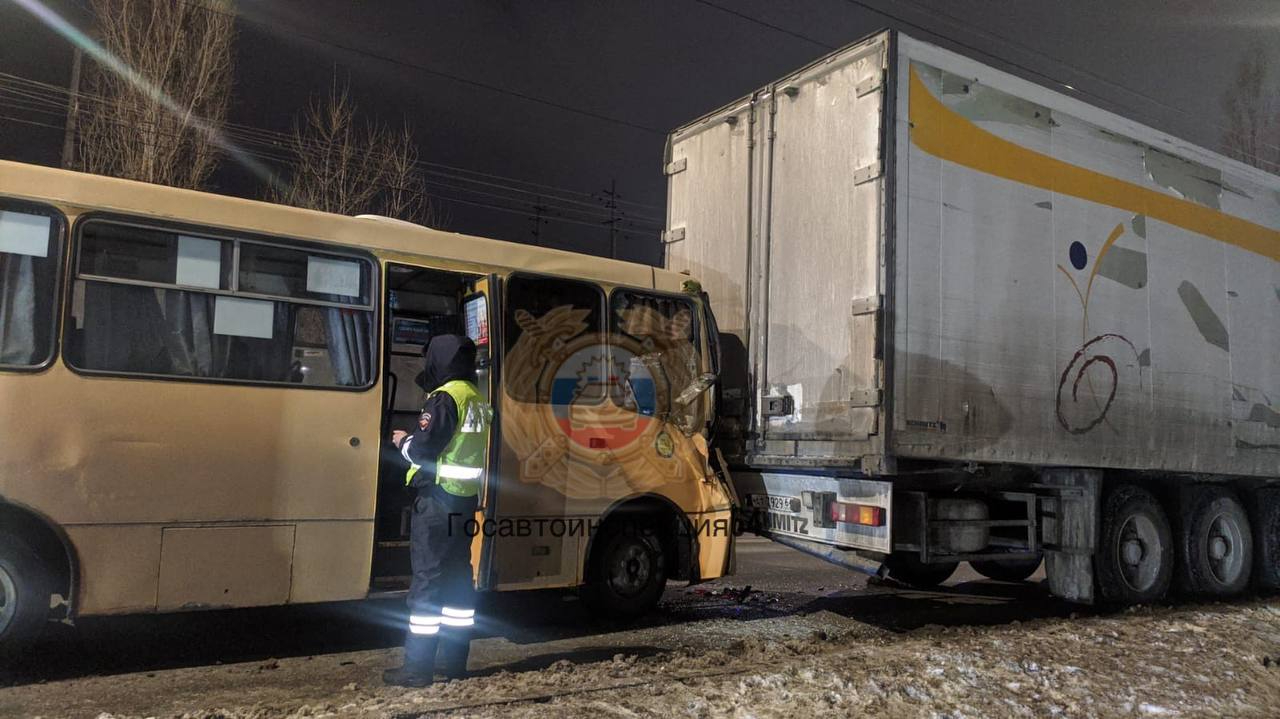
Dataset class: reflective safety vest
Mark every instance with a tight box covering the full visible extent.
[405,379,491,497]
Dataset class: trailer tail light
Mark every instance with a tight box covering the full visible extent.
[830,502,884,527]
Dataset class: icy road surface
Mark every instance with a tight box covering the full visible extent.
[4,538,1279,718]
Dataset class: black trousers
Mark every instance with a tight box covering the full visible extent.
[408,482,478,613]
[403,482,478,669]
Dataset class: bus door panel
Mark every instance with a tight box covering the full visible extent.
[466,274,501,589]
[484,274,607,590]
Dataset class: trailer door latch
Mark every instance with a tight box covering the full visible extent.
[762,395,794,417]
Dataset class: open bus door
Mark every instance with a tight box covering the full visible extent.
[371,265,502,594]
[467,274,502,591]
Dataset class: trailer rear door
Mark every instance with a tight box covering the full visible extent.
[757,36,889,451]
[666,32,890,462]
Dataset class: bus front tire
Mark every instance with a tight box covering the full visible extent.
[0,534,52,656]
[581,521,666,622]
[883,552,957,588]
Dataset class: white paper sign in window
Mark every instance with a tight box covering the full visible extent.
[213,296,275,339]
[176,235,222,289]
[306,255,361,297]
[0,211,51,258]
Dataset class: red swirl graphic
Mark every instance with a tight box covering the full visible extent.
[1056,333,1138,435]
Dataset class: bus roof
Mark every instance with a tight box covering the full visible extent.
[0,160,689,292]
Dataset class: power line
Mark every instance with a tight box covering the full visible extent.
[0,73,671,222]
[0,72,666,215]
[177,0,666,136]
[691,0,832,49]
[689,0,1280,167]
[0,106,664,237]
[836,0,1280,164]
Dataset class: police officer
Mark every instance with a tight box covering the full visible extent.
[384,334,490,688]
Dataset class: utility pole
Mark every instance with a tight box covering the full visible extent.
[600,178,621,259]
[60,47,83,169]
[529,196,548,245]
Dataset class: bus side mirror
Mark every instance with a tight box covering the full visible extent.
[674,372,718,408]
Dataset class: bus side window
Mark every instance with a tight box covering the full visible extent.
[0,201,64,370]
[502,274,605,405]
[609,290,703,432]
[66,219,376,388]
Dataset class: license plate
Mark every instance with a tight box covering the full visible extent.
[750,494,800,513]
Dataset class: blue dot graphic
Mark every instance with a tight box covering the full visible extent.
[1069,241,1088,270]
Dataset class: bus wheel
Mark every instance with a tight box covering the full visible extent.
[1095,484,1173,605]
[582,520,667,622]
[883,552,957,588]
[971,555,1043,583]
[1176,486,1252,597]
[0,535,52,656]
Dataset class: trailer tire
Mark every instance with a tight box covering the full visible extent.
[884,552,957,588]
[1095,484,1173,606]
[971,555,1042,583]
[1176,486,1252,597]
[1251,489,1280,593]
[581,520,666,622]
[0,534,52,658]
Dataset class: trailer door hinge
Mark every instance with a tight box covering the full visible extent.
[850,294,881,316]
[662,227,687,244]
[856,71,884,98]
[849,388,882,408]
[664,158,687,176]
[854,161,882,185]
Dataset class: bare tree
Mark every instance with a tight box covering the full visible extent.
[77,0,235,189]
[1222,47,1279,171]
[273,86,442,225]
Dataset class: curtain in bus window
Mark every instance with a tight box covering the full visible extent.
[82,282,173,374]
[160,290,229,377]
[324,307,373,386]
[0,253,37,365]
[78,282,299,382]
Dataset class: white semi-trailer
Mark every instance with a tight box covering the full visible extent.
[666,30,1279,604]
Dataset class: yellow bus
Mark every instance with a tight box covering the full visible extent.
[0,160,735,650]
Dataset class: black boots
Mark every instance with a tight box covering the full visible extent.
[437,631,471,680]
[383,635,437,688]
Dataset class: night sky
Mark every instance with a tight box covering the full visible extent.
[2,0,1276,265]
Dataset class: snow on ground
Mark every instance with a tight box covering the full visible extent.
[65,600,1280,719]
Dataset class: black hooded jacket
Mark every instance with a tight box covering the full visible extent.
[401,335,478,478]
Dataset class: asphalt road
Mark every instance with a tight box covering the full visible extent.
[0,537,1079,717]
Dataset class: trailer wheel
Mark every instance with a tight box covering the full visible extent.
[1095,484,1173,605]
[1251,489,1280,593]
[581,520,666,622]
[884,552,957,588]
[0,534,52,657]
[971,555,1043,583]
[1176,486,1252,597]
